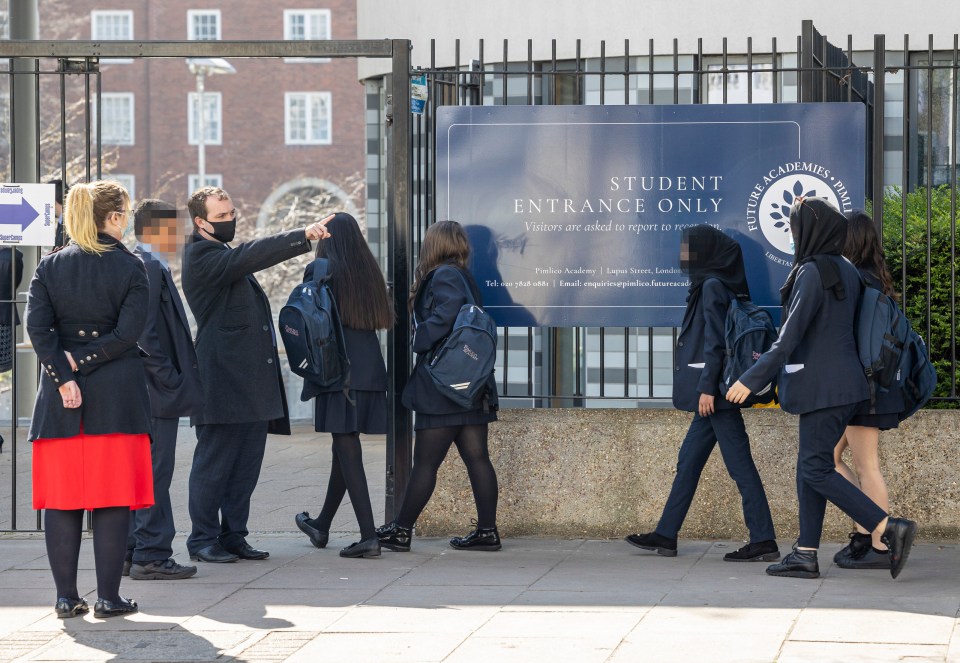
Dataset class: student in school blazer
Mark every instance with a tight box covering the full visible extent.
[625,225,777,561]
[727,197,917,581]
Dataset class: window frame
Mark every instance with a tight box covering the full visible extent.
[188,173,223,195]
[284,91,332,145]
[98,92,136,146]
[283,9,331,63]
[187,9,221,41]
[91,10,134,64]
[187,91,223,146]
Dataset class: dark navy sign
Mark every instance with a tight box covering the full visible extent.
[436,103,866,327]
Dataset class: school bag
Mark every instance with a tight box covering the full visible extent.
[418,268,497,409]
[277,259,350,398]
[719,297,778,406]
[854,278,936,419]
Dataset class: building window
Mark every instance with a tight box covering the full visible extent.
[188,173,223,195]
[187,10,220,40]
[91,10,134,64]
[98,93,135,145]
[188,92,222,145]
[0,12,9,40]
[283,9,331,63]
[285,92,331,145]
[109,174,136,201]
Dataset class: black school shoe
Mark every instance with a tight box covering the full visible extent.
[295,511,329,549]
[766,547,819,579]
[836,547,890,570]
[450,525,502,551]
[376,522,412,552]
[55,597,89,619]
[93,597,138,618]
[881,517,918,579]
[833,531,872,565]
[624,531,678,557]
[340,537,382,558]
[723,540,780,562]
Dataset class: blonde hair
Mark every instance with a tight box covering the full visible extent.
[409,220,471,311]
[64,180,129,254]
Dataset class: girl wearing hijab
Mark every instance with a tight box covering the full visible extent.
[727,198,917,580]
[625,225,778,561]
[831,210,904,570]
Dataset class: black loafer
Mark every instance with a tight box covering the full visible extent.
[882,517,918,579]
[189,543,240,563]
[223,542,270,560]
[93,597,138,619]
[450,525,502,551]
[340,536,382,558]
[625,532,678,557]
[376,522,412,552]
[55,597,89,619]
[295,512,329,549]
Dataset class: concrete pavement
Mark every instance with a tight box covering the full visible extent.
[0,425,959,662]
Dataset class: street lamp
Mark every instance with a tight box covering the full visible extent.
[185,58,235,189]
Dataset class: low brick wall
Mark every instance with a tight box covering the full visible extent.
[417,408,960,542]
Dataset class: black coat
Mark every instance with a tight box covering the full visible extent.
[0,247,24,325]
[182,229,310,433]
[401,264,498,415]
[26,235,152,440]
[134,246,204,419]
[299,258,387,400]
[672,277,740,412]
[740,256,869,414]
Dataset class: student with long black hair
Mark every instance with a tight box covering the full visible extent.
[727,197,917,580]
[295,212,394,558]
[376,220,501,552]
[625,225,778,561]
[831,210,904,569]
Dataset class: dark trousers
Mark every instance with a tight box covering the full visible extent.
[186,421,268,554]
[797,402,887,548]
[656,409,776,542]
[127,417,180,564]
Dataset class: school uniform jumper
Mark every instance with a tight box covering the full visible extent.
[657,277,776,542]
[739,257,884,548]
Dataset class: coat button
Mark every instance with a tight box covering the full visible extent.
[262,325,269,331]
[54,379,59,383]
[92,354,97,359]
[78,330,86,337]
[267,358,274,364]
[192,364,198,369]
[92,331,99,337]
[677,341,683,347]
[79,360,85,365]
[675,365,680,371]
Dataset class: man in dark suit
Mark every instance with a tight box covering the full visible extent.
[182,186,330,563]
[123,200,204,580]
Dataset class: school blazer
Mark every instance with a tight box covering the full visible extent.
[672,278,740,412]
[135,247,204,419]
[740,257,869,415]
[182,229,311,433]
[26,236,152,440]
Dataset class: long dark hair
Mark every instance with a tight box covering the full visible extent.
[843,210,898,300]
[315,212,394,330]
[409,220,470,311]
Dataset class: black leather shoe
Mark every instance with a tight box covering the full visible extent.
[836,547,890,570]
[55,597,89,619]
[222,542,270,560]
[340,536,382,558]
[450,524,502,551]
[295,511,329,549]
[376,521,412,552]
[723,539,780,562]
[833,531,872,564]
[93,597,138,618]
[881,517,918,579]
[766,547,819,579]
[625,532,678,557]
[130,558,198,580]
[189,543,239,563]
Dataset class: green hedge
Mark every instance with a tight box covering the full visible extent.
[876,185,958,405]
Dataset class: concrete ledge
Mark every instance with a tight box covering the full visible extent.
[417,408,960,541]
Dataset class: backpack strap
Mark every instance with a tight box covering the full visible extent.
[310,258,331,283]
[449,267,478,307]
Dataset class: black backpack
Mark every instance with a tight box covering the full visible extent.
[277,259,350,398]
[417,268,497,409]
[854,278,936,419]
[719,297,778,406]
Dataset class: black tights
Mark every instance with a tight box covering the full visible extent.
[45,506,130,602]
[309,433,376,540]
[396,424,498,530]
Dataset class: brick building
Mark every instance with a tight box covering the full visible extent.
[38,0,365,228]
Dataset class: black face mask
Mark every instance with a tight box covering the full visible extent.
[206,218,236,243]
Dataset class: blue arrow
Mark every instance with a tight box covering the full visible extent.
[0,197,40,231]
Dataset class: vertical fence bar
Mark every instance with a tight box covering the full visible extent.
[722,37,728,104]
[772,37,779,104]
[747,37,753,104]
[925,36,934,345]
[697,38,703,104]
[599,40,605,105]
[648,39,654,105]
[950,35,958,397]
[901,35,910,306]
[872,35,886,225]
[624,39,630,105]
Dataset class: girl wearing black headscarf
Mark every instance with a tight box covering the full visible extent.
[626,225,778,561]
[727,198,917,580]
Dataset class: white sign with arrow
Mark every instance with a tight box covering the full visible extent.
[0,183,57,246]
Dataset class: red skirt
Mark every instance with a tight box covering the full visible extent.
[33,431,155,510]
